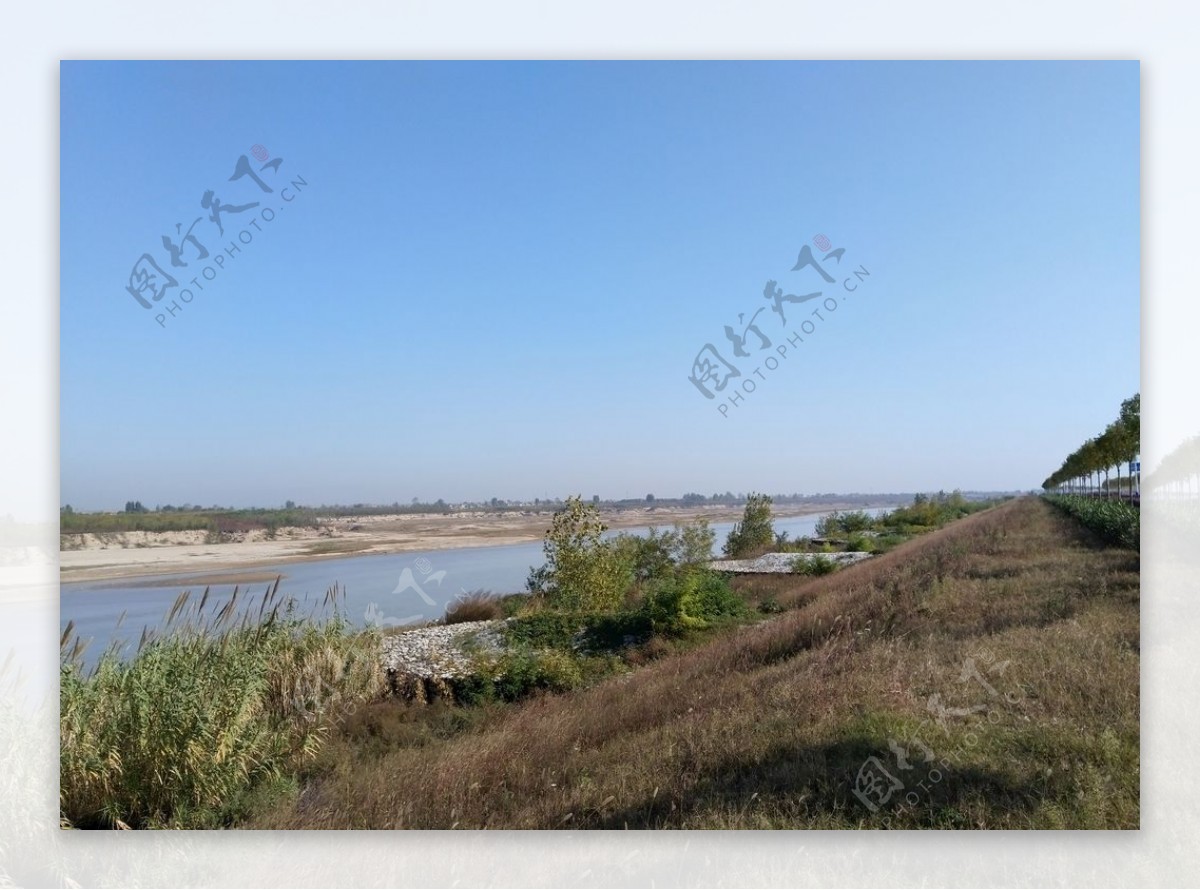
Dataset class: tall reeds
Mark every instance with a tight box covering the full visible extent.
[60,579,383,828]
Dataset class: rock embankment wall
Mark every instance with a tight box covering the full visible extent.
[381,619,508,702]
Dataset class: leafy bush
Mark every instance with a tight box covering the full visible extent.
[489,650,585,701]
[874,534,908,553]
[503,612,590,650]
[790,554,839,576]
[581,611,655,650]
[527,496,633,612]
[723,493,775,558]
[674,519,716,565]
[612,519,716,587]
[613,527,679,586]
[845,532,876,553]
[641,570,748,634]
[502,610,652,653]
[815,510,875,536]
[814,513,841,537]
[498,593,531,618]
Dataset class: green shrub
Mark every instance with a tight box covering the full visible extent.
[502,610,652,653]
[498,593,531,618]
[816,510,875,536]
[641,570,748,635]
[674,519,716,565]
[610,520,716,587]
[723,493,775,558]
[490,650,584,701]
[877,491,993,535]
[613,527,679,585]
[845,533,876,553]
[774,535,818,554]
[790,554,839,576]
[583,611,654,650]
[528,496,633,612]
[1043,495,1139,549]
[874,534,907,553]
[503,612,589,650]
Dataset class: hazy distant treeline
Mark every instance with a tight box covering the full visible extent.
[58,490,1014,536]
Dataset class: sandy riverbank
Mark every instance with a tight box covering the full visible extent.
[59,501,898,585]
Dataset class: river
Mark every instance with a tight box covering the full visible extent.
[60,509,890,662]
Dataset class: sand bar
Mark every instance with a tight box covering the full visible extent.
[60,502,896,585]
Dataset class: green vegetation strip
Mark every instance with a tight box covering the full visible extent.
[1042,494,1139,549]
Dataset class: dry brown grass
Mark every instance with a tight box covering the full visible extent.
[247,498,1139,829]
[442,591,505,625]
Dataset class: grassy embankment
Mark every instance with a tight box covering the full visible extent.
[60,494,1137,829]
[247,496,1138,829]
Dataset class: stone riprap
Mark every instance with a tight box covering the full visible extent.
[380,619,509,701]
[708,551,873,573]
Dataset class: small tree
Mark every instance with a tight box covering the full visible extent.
[613,527,678,585]
[723,492,775,558]
[673,519,715,565]
[531,495,632,612]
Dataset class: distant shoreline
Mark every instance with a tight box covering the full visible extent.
[59,500,903,586]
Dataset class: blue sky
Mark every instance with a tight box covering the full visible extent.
[60,61,1139,510]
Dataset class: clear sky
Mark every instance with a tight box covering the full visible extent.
[60,61,1140,511]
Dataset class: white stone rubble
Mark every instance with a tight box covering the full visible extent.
[708,551,873,573]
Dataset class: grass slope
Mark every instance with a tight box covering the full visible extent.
[248,497,1139,829]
